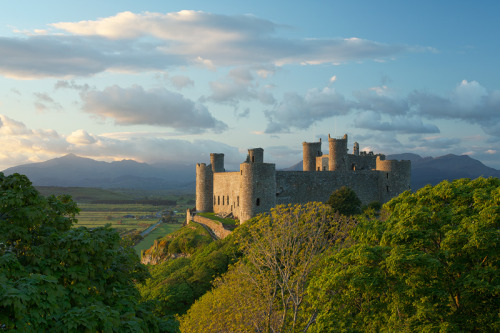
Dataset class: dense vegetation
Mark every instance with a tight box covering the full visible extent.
[2,174,498,332]
[0,173,159,331]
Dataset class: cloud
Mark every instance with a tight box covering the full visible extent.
[0,11,410,79]
[0,114,241,170]
[169,75,194,89]
[353,111,439,134]
[409,80,500,136]
[33,92,63,112]
[207,67,275,105]
[264,87,353,133]
[80,85,227,132]
[353,86,408,115]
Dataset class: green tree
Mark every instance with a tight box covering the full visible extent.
[0,173,158,331]
[310,177,500,332]
[326,186,362,216]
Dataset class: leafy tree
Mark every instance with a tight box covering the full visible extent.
[0,173,158,331]
[309,177,500,332]
[326,186,362,216]
[179,203,358,332]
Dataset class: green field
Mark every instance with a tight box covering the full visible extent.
[37,186,194,254]
[134,223,183,256]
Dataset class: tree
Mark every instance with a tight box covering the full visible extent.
[179,203,358,332]
[326,186,361,216]
[309,177,500,332]
[0,173,158,331]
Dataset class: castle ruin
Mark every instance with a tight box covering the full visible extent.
[196,134,411,222]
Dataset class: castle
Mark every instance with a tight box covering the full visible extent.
[196,134,411,222]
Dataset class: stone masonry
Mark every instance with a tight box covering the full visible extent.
[196,134,411,222]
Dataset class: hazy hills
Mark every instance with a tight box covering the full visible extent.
[283,153,500,190]
[2,154,195,190]
[2,153,498,191]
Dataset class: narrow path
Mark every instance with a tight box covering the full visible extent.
[140,220,162,237]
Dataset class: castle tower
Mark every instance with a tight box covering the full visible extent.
[302,139,322,171]
[248,148,264,163]
[376,156,411,202]
[196,163,213,212]
[353,142,359,156]
[328,134,348,171]
[239,149,276,222]
[210,153,225,172]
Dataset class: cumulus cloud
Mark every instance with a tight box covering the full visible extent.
[0,114,242,170]
[409,80,500,137]
[264,87,352,133]
[207,67,275,106]
[0,11,409,79]
[353,111,439,134]
[80,85,227,133]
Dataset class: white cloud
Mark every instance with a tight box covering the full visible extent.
[66,129,97,145]
[80,85,227,133]
[264,87,353,133]
[0,11,411,79]
[353,111,439,134]
[169,75,194,89]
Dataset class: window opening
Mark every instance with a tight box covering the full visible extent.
[256,198,260,206]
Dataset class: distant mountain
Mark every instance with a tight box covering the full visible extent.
[2,154,195,190]
[387,153,500,190]
[282,154,500,190]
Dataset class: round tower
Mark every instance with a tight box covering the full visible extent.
[376,156,411,202]
[328,134,348,171]
[353,142,359,156]
[210,153,225,172]
[239,162,276,222]
[302,139,322,171]
[248,148,264,163]
[196,163,213,212]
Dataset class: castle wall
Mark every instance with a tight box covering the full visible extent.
[276,170,382,206]
[213,172,241,217]
[346,154,383,171]
[195,163,213,212]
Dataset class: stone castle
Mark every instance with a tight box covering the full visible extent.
[196,134,411,222]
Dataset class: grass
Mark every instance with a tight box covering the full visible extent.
[134,223,183,256]
[197,212,239,228]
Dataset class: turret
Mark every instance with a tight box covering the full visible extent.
[376,156,411,202]
[248,148,264,163]
[302,139,322,171]
[328,134,348,171]
[210,153,225,172]
[196,163,213,212]
[353,142,359,156]
[239,160,276,222]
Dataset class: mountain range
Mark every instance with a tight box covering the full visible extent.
[2,153,499,191]
[2,154,195,190]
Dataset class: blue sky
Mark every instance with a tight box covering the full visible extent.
[0,0,498,170]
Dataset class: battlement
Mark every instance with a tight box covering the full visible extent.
[195,133,411,222]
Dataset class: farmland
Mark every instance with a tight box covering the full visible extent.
[36,186,194,255]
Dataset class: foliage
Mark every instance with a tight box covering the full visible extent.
[0,173,158,331]
[326,186,362,216]
[179,202,358,332]
[137,220,255,318]
[140,224,213,264]
[309,177,500,332]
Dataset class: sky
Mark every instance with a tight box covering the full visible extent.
[0,0,498,171]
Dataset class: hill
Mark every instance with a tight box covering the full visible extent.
[283,153,500,190]
[2,154,195,190]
